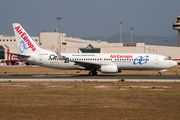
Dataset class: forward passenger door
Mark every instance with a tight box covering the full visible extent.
[155,56,159,65]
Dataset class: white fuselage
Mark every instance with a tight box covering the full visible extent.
[19,51,177,71]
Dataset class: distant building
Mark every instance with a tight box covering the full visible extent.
[1,31,180,66]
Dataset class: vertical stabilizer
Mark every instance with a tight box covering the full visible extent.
[12,23,40,55]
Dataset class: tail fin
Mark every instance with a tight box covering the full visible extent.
[12,23,40,54]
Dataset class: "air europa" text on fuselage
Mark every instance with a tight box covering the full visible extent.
[110,54,133,59]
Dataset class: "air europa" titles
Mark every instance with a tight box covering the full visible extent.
[15,26,36,51]
[110,54,133,59]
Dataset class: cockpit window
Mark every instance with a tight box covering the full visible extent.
[164,57,171,60]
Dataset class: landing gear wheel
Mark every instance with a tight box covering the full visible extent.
[89,71,93,76]
[93,71,97,75]
[89,70,97,76]
[158,72,161,76]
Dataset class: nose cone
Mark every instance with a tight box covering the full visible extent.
[171,61,177,67]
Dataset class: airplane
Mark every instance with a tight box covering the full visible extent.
[8,23,177,76]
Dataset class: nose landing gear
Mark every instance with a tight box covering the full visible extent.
[158,72,161,76]
[158,69,167,76]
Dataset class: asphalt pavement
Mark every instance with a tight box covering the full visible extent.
[0,74,180,82]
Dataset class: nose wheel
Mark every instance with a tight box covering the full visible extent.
[89,70,97,76]
[158,72,161,76]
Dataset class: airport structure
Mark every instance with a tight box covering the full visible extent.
[1,15,180,66]
[173,15,180,47]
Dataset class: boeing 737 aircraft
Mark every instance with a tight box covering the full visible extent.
[8,23,177,76]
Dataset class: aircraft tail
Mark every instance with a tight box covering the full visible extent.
[12,23,41,55]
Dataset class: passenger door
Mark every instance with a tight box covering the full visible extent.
[155,56,159,65]
[39,56,43,65]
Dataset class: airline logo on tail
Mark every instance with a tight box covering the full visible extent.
[14,26,36,53]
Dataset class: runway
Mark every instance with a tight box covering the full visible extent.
[0,74,180,82]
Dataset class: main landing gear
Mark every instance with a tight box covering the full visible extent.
[89,70,97,76]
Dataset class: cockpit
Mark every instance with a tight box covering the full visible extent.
[164,57,171,60]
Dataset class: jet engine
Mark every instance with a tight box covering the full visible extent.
[101,65,121,73]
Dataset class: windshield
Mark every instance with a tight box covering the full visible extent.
[164,57,171,60]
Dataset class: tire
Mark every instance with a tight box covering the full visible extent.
[89,72,93,76]
[93,71,97,75]
[158,72,161,76]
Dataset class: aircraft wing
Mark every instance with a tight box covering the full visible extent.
[70,60,101,69]
[53,47,101,69]
[6,52,30,58]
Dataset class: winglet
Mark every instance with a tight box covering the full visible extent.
[52,45,63,59]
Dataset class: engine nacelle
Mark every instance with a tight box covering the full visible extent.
[101,65,121,73]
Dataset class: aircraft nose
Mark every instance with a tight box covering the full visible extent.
[171,61,177,67]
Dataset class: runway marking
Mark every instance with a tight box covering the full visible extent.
[1,79,180,82]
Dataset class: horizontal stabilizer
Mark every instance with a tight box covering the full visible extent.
[6,52,30,57]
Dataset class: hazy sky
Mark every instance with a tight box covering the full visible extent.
[0,0,180,38]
